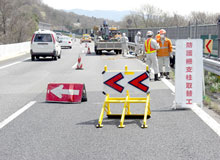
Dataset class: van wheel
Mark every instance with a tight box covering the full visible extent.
[31,56,35,61]
[53,56,57,61]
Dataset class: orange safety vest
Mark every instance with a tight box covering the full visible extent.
[157,38,173,57]
[145,38,156,54]
[155,34,160,41]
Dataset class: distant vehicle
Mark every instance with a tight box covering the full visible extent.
[59,36,73,49]
[56,32,63,39]
[30,30,61,61]
[90,33,95,40]
[80,34,92,43]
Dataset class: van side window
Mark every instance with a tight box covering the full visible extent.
[34,34,52,42]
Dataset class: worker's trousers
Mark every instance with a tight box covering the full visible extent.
[158,56,170,72]
[122,44,129,56]
[146,52,159,74]
[135,44,141,55]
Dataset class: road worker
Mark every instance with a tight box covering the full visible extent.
[135,31,142,56]
[144,31,160,81]
[155,30,160,41]
[157,29,173,79]
[121,33,129,56]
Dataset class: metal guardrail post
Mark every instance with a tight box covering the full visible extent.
[217,16,220,59]
[188,21,191,39]
[195,20,198,39]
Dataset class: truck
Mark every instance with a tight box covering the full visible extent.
[94,21,122,55]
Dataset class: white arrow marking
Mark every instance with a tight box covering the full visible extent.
[50,85,80,98]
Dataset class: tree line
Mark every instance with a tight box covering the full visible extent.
[0,0,118,44]
[1,1,219,44]
[121,4,220,29]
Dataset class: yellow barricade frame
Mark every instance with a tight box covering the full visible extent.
[96,65,151,128]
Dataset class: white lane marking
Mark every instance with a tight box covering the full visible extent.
[161,73,220,137]
[23,58,30,61]
[0,58,30,70]
[191,104,220,136]
[161,78,175,93]
[72,62,78,69]
[0,61,22,70]
[138,59,220,137]
[0,101,36,130]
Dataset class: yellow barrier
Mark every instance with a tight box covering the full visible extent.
[96,65,151,128]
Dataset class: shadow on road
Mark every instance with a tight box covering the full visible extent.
[76,118,144,128]
[151,108,191,112]
[24,58,56,62]
[86,52,119,56]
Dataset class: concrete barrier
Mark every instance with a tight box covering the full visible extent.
[0,41,30,61]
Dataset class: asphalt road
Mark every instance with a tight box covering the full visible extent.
[0,40,219,160]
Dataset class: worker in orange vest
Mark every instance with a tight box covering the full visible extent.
[157,29,173,79]
[144,31,160,81]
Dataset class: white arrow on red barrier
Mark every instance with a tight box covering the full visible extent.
[50,85,80,98]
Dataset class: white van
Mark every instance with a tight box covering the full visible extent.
[30,30,61,61]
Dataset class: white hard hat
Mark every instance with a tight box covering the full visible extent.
[147,31,154,37]
[137,31,141,35]
[122,33,126,36]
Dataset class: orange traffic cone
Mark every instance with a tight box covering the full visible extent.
[87,47,91,54]
[76,55,83,70]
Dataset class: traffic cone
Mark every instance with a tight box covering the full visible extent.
[87,47,91,54]
[76,55,83,70]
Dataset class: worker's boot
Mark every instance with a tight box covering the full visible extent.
[154,74,161,81]
[165,72,170,79]
[160,72,164,78]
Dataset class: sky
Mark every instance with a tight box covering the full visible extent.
[42,0,220,16]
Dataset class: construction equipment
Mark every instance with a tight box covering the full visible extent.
[94,21,122,55]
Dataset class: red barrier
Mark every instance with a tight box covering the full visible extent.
[46,83,87,103]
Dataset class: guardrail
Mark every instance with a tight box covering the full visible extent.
[0,42,30,61]
[127,42,220,76]
[203,58,220,76]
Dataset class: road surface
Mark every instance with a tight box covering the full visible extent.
[0,40,219,160]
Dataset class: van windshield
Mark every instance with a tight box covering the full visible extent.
[34,34,52,42]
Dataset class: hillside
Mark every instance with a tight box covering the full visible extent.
[67,9,129,22]
[0,0,120,44]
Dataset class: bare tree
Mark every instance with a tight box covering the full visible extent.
[0,0,12,35]
[137,4,163,28]
[189,11,219,24]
